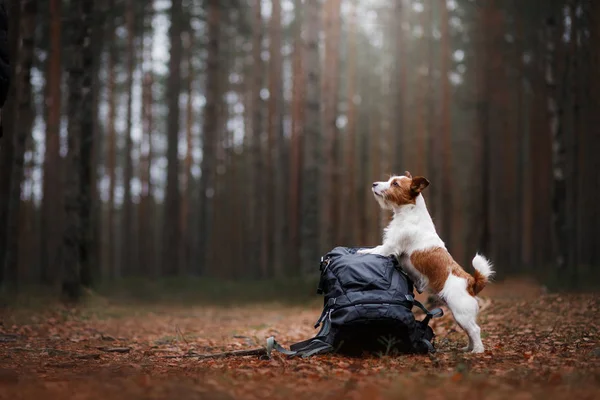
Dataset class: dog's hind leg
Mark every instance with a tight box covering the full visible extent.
[440,275,484,353]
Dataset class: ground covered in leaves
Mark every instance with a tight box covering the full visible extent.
[0,279,599,400]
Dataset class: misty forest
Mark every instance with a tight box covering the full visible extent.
[0,1,598,399]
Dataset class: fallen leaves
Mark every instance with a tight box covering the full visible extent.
[0,282,598,400]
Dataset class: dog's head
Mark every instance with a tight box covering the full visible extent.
[371,171,430,210]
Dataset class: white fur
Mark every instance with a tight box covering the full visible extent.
[472,253,494,280]
[359,175,493,354]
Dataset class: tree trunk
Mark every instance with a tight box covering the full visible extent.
[198,0,220,275]
[105,0,117,279]
[248,0,264,277]
[162,0,183,275]
[41,0,62,286]
[121,0,135,275]
[439,0,454,249]
[288,0,304,272]
[268,0,285,276]
[139,2,155,277]
[340,2,357,247]
[78,0,95,288]
[62,0,88,301]
[0,0,20,286]
[300,0,321,272]
[181,27,194,276]
[3,0,37,288]
[321,0,341,251]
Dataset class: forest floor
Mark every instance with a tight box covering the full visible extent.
[0,279,599,400]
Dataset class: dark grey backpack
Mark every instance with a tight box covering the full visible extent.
[267,247,443,358]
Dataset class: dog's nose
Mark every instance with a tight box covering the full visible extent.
[372,182,379,188]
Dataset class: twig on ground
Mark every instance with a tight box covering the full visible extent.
[97,347,131,353]
[162,347,267,359]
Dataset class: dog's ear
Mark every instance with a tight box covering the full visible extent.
[410,176,430,195]
[404,171,412,179]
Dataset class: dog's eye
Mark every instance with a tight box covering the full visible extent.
[392,181,399,187]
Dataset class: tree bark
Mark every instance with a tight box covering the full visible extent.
[0,0,20,286]
[41,0,62,286]
[321,0,341,251]
[105,0,117,279]
[79,0,95,288]
[62,0,89,301]
[121,0,135,276]
[288,0,304,272]
[300,0,321,272]
[268,0,285,276]
[340,2,357,247]
[248,0,264,277]
[198,0,220,275]
[139,2,155,277]
[3,0,37,288]
[162,0,183,275]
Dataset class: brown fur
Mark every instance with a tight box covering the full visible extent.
[410,247,488,296]
[384,175,430,207]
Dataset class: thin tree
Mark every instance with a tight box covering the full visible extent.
[439,0,453,249]
[79,0,95,288]
[139,1,155,277]
[268,0,284,275]
[248,0,264,276]
[162,0,183,275]
[181,24,195,275]
[340,2,357,247]
[198,0,220,275]
[3,0,37,287]
[41,0,62,285]
[105,0,117,279]
[62,0,91,300]
[288,0,304,271]
[0,0,20,285]
[300,0,321,271]
[121,0,135,275]
[321,0,341,251]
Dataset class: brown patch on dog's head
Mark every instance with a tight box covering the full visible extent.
[373,174,430,208]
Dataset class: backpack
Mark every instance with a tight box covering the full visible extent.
[266,247,443,358]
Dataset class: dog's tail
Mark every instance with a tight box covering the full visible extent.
[469,253,494,295]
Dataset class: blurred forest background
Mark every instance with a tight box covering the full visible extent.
[0,0,598,300]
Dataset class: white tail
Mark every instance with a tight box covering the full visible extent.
[472,253,494,280]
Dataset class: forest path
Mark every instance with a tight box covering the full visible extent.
[0,280,598,400]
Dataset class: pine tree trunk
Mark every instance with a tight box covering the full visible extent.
[545,11,567,273]
[162,0,183,275]
[248,0,264,277]
[321,0,341,251]
[79,0,95,288]
[268,0,285,276]
[300,0,321,272]
[121,0,135,275]
[105,0,117,279]
[340,3,357,247]
[181,28,194,276]
[62,0,88,301]
[288,0,304,272]
[198,0,220,275]
[439,0,453,249]
[0,0,20,285]
[3,0,37,288]
[139,2,155,277]
[41,0,62,286]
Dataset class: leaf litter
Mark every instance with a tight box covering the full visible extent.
[0,279,598,400]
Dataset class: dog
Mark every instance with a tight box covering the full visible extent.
[357,171,494,353]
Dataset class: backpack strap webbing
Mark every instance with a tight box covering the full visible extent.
[264,316,335,359]
[406,294,444,325]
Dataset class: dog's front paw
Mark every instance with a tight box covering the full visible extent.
[357,248,372,255]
